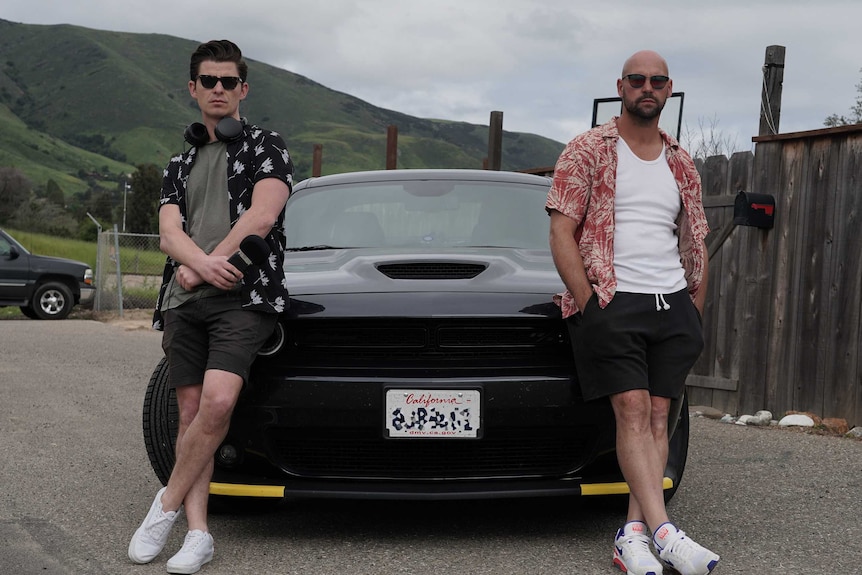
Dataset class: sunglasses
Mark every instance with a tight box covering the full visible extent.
[197,75,244,90]
[623,74,670,90]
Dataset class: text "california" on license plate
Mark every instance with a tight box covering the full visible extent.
[385,389,480,438]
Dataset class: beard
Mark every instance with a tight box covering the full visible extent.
[624,93,665,121]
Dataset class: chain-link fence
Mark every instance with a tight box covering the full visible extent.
[95,228,162,314]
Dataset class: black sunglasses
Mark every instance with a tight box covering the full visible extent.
[623,74,670,90]
[197,75,244,90]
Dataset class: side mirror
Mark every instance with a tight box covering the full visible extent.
[7,245,20,260]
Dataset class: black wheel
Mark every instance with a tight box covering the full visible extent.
[19,306,39,319]
[664,392,690,504]
[142,356,177,486]
[32,281,73,320]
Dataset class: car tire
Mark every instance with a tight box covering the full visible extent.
[19,306,39,319]
[663,392,690,504]
[32,281,74,320]
[142,356,177,486]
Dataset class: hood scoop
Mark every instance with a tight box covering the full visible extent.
[376,262,487,280]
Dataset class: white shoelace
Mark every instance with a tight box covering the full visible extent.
[661,529,700,561]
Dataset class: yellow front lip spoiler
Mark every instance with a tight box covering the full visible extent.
[580,477,674,496]
[209,482,285,498]
[209,478,674,499]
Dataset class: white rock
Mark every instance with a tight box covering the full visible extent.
[719,414,736,424]
[742,411,772,426]
[736,415,755,425]
[778,414,815,427]
[847,427,862,439]
[754,410,773,423]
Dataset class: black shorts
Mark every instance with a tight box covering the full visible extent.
[161,294,278,388]
[566,289,704,402]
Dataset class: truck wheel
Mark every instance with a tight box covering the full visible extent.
[142,356,177,486]
[19,306,39,319]
[32,282,74,320]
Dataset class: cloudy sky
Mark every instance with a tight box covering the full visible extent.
[4,0,862,152]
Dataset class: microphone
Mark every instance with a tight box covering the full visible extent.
[227,235,271,273]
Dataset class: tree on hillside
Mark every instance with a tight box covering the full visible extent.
[44,179,65,207]
[10,197,77,237]
[128,164,161,234]
[824,69,862,127]
[88,189,115,225]
[0,167,32,224]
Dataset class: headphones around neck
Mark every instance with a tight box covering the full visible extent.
[183,116,245,147]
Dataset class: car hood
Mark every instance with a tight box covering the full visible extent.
[28,253,91,274]
[284,247,564,296]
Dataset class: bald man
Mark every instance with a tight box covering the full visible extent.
[546,50,720,575]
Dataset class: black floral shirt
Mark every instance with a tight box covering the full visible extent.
[152,123,294,330]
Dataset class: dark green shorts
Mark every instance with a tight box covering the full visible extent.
[161,293,277,388]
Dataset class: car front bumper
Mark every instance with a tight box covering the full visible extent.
[209,374,628,500]
[79,285,96,305]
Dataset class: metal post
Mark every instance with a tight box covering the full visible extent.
[122,180,131,232]
[113,224,124,317]
[86,213,103,311]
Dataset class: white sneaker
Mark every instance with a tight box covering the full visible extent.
[613,521,663,575]
[128,487,181,564]
[166,530,214,574]
[653,523,720,575]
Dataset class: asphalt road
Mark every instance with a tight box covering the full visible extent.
[1,318,860,575]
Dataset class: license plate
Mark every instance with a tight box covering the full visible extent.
[385,389,480,438]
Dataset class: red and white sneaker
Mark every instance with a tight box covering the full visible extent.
[653,522,720,575]
[613,521,663,575]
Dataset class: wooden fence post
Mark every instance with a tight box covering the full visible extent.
[386,125,398,170]
[759,45,786,136]
[312,144,322,177]
[487,111,503,170]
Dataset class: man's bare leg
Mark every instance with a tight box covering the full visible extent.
[610,390,671,532]
[160,369,243,532]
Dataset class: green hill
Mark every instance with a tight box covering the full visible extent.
[0,19,564,195]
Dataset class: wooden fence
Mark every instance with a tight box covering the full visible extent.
[689,124,862,427]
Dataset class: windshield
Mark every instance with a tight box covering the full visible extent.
[285,179,551,250]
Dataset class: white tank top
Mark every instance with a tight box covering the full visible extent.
[613,138,687,294]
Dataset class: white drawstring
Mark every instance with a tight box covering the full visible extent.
[655,293,671,311]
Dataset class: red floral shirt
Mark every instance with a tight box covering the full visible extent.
[545,117,709,319]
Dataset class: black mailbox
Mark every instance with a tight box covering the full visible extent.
[733,191,775,229]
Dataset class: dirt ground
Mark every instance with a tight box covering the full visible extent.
[72,307,154,330]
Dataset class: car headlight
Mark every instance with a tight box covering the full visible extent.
[84,269,94,285]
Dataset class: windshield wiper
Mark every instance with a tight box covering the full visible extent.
[286,245,344,252]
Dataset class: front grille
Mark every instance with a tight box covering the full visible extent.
[267,427,592,479]
[280,318,572,370]
[376,262,486,279]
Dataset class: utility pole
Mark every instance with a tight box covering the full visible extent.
[122,180,131,232]
[759,45,786,136]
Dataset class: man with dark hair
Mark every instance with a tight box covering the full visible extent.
[547,50,719,575]
[128,39,294,574]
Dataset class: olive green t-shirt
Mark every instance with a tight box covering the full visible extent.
[161,142,235,311]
